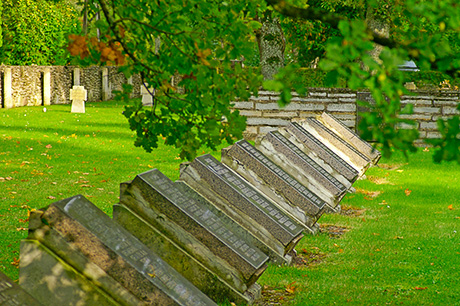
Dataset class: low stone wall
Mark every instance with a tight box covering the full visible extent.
[0,65,142,108]
[234,88,460,141]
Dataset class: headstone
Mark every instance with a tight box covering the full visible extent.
[73,68,81,86]
[258,131,348,208]
[116,169,268,304]
[0,271,44,306]
[283,122,358,184]
[43,68,51,106]
[318,112,381,164]
[180,154,304,265]
[298,118,371,175]
[141,84,154,106]
[102,68,110,101]
[222,140,326,227]
[21,195,217,306]
[4,68,12,109]
[70,85,87,113]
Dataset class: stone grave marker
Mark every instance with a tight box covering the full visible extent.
[70,85,87,113]
[180,154,304,265]
[257,131,348,210]
[116,169,268,304]
[318,112,381,164]
[141,84,154,106]
[222,140,326,227]
[0,271,44,306]
[284,122,359,183]
[299,118,371,174]
[21,195,217,306]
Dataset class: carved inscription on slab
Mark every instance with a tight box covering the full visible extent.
[56,196,215,306]
[196,155,304,238]
[139,170,267,269]
[269,131,347,193]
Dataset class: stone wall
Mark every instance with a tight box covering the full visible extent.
[233,88,460,141]
[0,65,142,108]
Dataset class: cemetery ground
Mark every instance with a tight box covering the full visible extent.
[1,101,460,305]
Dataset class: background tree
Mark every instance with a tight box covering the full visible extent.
[70,0,460,162]
[0,0,80,65]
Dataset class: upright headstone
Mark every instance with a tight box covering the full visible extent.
[141,84,154,106]
[284,122,359,183]
[222,140,326,228]
[180,154,304,264]
[73,68,81,86]
[318,112,381,164]
[70,86,87,113]
[102,68,110,101]
[43,68,51,106]
[0,271,44,306]
[3,68,12,109]
[21,195,217,306]
[116,169,268,304]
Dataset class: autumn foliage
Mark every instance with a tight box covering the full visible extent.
[68,34,125,66]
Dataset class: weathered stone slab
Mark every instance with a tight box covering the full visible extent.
[22,195,217,306]
[259,131,348,205]
[0,271,44,306]
[117,169,268,299]
[284,122,358,183]
[222,140,326,226]
[113,203,261,305]
[318,112,381,164]
[298,119,371,175]
[180,154,304,264]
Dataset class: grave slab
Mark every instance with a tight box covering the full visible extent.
[318,112,381,164]
[222,140,326,226]
[258,131,348,206]
[113,203,261,305]
[180,154,304,264]
[22,195,217,306]
[284,122,359,183]
[299,118,371,174]
[0,271,44,306]
[117,169,268,298]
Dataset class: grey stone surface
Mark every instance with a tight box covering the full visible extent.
[113,203,260,305]
[0,271,44,306]
[222,140,326,225]
[180,155,304,264]
[23,195,217,306]
[260,131,348,205]
[300,118,371,174]
[319,112,381,164]
[117,170,268,290]
[284,122,359,183]
[70,85,87,113]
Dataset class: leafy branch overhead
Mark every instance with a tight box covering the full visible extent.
[70,0,460,162]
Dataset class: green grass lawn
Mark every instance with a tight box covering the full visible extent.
[1,101,460,305]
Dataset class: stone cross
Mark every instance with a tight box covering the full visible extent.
[141,83,154,106]
[70,85,87,113]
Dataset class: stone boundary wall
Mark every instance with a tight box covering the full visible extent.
[233,88,460,142]
[0,65,142,108]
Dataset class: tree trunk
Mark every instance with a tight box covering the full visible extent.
[257,16,286,80]
[366,5,390,63]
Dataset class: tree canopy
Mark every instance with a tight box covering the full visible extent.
[69,0,460,162]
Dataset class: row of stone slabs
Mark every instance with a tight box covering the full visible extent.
[14,113,380,306]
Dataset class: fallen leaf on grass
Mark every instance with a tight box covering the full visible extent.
[448,204,454,210]
[11,258,20,268]
[285,281,296,294]
[45,144,52,149]
[396,170,404,173]
[414,287,428,290]
[405,189,412,196]
[394,236,404,240]
[16,227,27,231]
[47,196,56,199]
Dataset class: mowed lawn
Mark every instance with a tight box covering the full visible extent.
[1,101,460,305]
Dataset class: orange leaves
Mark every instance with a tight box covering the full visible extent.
[448,204,454,210]
[68,34,126,65]
[404,189,412,196]
[285,281,297,294]
[11,257,20,268]
[68,34,90,59]
[195,42,212,66]
[414,287,428,290]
